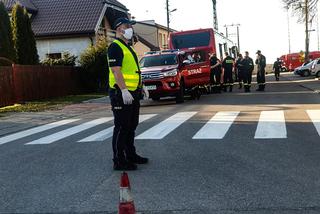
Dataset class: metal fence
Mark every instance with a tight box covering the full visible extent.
[0,65,82,108]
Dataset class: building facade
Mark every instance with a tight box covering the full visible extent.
[2,0,129,61]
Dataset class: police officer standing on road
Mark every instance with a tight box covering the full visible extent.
[235,54,245,89]
[108,17,149,171]
[242,51,254,92]
[209,53,222,93]
[222,52,235,92]
[255,50,267,91]
[273,58,282,81]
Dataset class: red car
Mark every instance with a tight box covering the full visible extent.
[140,49,210,103]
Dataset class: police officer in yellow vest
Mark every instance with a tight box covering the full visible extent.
[108,17,149,171]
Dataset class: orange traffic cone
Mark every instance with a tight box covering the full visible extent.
[118,172,136,214]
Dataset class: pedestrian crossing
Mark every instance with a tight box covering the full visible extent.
[193,111,240,140]
[136,112,197,140]
[254,111,287,139]
[0,110,320,146]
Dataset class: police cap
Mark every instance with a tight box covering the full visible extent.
[113,17,136,30]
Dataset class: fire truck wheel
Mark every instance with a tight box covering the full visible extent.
[176,80,185,104]
[316,71,320,78]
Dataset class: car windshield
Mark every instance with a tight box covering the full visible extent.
[140,54,178,68]
[171,32,211,49]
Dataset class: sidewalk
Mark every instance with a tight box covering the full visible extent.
[0,102,110,137]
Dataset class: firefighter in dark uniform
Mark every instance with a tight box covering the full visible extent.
[243,51,254,92]
[108,17,149,171]
[209,53,222,93]
[255,50,267,91]
[222,52,235,92]
[235,54,245,89]
[273,58,281,81]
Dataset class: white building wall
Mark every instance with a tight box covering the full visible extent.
[36,37,94,61]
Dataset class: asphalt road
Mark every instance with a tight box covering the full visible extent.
[1,73,320,214]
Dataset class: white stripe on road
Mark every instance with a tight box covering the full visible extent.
[25,118,113,145]
[136,112,197,140]
[0,119,80,145]
[78,114,157,142]
[307,110,320,136]
[254,111,287,139]
[193,112,240,139]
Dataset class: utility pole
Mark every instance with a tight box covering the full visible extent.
[166,0,170,35]
[236,24,240,53]
[224,25,229,38]
[317,7,320,51]
[286,5,292,53]
[224,24,240,52]
[212,0,218,31]
[305,0,309,62]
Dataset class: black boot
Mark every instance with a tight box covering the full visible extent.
[127,154,149,164]
[223,86,227,92]
[113,159,137,171]
[229,86,233,92]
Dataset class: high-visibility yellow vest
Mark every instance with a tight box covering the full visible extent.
[108,39,141,91]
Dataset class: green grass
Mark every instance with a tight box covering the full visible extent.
[0,93,107,116]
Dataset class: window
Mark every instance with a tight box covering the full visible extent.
[159,33,163,48]
[171,32,210,49]
[140,54,178,68]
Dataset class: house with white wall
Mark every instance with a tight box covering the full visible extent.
[2,0,129,61]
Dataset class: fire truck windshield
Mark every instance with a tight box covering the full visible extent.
[171,32,210,49]
[140,54,178,68]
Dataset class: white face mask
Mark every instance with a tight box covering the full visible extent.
[122,28,133,40]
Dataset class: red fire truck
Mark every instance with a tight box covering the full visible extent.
[140,28,235,103]
[280,51,320,71]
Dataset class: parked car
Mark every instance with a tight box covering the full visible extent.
[310,58,320,78]
[294,61,314,77]
[140,49,211,103]
[280,51,320,71]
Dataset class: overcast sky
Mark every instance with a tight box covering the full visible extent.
[118,0,320,63]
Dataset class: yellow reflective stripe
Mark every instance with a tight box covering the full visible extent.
[123,74,139,79]
[126,82,139,87]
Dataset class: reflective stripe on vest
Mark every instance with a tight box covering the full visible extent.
[108,39,140,91]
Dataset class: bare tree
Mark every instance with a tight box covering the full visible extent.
[283,0,319,61]
[283,0,318,22]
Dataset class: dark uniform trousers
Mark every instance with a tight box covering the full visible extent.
[243,70,253,92]
[223,70,234,92]
[257,68,266,90]
[238,69,244,87]
[210,69,221,93]
[109,88,141,163]
[275,69,280,81]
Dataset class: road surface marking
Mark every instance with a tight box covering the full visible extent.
[254,111,287,139]
[0,119,80,145]
[193,111,240,139]
[78,114,157,142]
[307,110,320,136]
[136,112,197,140]
[25,118,113,145]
